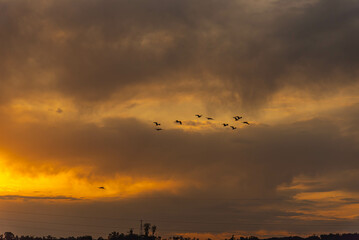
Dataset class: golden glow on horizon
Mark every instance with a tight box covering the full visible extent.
[0,156,181,201]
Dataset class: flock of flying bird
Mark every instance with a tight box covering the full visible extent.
[153,114,250,131]
[96,115,250,190]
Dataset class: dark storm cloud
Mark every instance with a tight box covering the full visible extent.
[1,0,359,106]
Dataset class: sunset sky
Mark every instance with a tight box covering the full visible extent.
[1,0,359,239]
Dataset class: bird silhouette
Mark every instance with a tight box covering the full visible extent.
[206,117,214,120]
[243,121,250,125]
[175,120,182,125]
[223,123,228,127]
[195,114,202,118]
[155,128,163,131]
[153,122,161,126]
[233,116,242,121]
[98,187,105,190]
[230,126,237,130]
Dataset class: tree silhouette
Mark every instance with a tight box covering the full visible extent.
[4,233,14,240]
[151,226,157,236]
[144,223,151,237]
[3,228,359,240]
[108,232,119,240]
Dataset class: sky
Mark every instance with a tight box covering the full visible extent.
[1,0,359,239]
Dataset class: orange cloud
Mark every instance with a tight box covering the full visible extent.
[0,154,183,201]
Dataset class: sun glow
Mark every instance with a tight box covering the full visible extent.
[0,155,181,201]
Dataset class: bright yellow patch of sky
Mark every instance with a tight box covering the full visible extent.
[0,154,181,201]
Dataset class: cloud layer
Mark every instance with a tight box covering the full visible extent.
[1,0,359,238]
[1,0,359,107]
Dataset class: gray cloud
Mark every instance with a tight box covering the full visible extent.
[1,0,359,107]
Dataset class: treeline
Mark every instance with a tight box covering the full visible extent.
[2,231,359,240]
[231,233,359,240]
